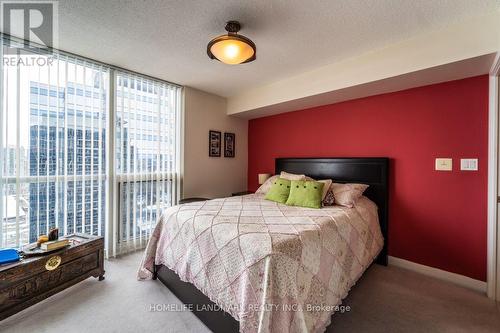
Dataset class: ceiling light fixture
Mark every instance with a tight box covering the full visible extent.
[207,21,256,65]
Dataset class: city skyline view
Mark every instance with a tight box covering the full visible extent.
[1,52,179,249]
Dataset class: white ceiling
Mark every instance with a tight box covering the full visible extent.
[53,0,500,97]
[234,54,497,118]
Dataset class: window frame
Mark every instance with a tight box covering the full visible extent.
[0,34,183,255]
[108,70,182,256]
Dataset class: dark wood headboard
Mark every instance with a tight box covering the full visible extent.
[275,157,389,265]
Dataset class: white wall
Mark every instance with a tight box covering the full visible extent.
[182,87,248,199]
[227,11,500,118]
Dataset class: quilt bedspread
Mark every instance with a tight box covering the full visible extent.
[138,194,383,333]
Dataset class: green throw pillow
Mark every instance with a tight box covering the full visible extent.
[265,178,291,204]
[286,180,324,209]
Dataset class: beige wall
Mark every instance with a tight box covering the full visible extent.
[182,87,248,199]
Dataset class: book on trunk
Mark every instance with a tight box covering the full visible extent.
[41,239,70,251]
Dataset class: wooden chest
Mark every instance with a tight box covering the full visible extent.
[0,234,105,321]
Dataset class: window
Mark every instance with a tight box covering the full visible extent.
[0,36,182,255]
[0,50,109,248]
[114,72,181,254]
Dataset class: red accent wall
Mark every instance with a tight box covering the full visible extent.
[248,75,488,281]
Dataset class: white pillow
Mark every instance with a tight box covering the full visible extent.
[316,179,333,201]
[280,171,306,181]
[255,175,279,194]
[330,183,369,207]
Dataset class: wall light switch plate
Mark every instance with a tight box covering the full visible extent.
[460,159,478,171]
[435,158,452,171]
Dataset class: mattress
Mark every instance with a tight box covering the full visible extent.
[138,193,383,333]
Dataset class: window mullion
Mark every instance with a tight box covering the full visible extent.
[0,39,4,248]
[72,58,77,235]
[63,56,68,237]
[147,81,154,237]
[82,61,86,235]
[138,78,144,248]
[106,69,116,258]
[15,54,21,247]
[125,75,131,247]
[156,84,161,232]
[90,65,95,236]
[55,55,60,233]
[45,59,50,239]
[97,65,104,237]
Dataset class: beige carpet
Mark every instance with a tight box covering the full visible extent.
[2,252,499,333]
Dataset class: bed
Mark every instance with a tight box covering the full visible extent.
[138,158,389,333]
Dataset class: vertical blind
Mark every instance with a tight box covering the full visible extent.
[113,72,181,255]
[0,36,182,254]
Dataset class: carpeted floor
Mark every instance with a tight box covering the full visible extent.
[2,252,499,333]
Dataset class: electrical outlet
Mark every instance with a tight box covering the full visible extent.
[460,159,478,171]
[435,158,452,171]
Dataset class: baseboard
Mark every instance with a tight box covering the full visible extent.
[388,256,487,294]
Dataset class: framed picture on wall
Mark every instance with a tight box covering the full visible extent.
[209,130,221,157]
[224,132,235,158]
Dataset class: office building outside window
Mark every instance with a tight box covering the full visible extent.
[0,36,182,255]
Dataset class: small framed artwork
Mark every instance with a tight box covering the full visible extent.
[209,130,221,157]
[224,132,235,158]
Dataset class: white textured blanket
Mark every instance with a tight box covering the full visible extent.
[138,194,383,333]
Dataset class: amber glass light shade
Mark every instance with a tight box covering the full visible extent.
[209,37,255,65]
[207,21,256,65]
